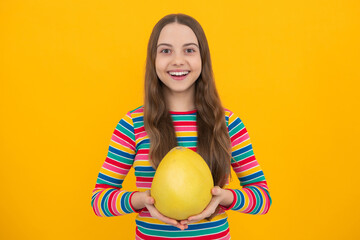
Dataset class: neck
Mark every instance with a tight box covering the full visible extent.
[163,86,196,112]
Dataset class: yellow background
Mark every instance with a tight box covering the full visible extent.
[1,0,359,239]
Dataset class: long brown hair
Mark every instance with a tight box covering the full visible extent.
[144,13,232,189]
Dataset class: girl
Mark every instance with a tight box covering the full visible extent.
[91,13,272,239]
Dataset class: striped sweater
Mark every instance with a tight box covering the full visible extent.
[91,106,272,239]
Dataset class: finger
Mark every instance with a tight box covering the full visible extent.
[147,205,177,225]
[144,196,155,205]
[188,200,219,222]
[180,220,188,225]
[159,214,179,226]
[158,215,187,230]
[153,211,179,227]
[212,186,222,195]
[146,205,185,229]
[176,223,187,231]
[143,190,154,205]
[180,220,191,229]
[144,198,187,230]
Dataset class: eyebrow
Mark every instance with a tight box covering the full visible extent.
[157,43,199,48]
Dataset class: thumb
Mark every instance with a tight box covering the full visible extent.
[145,196,155,205]
[144,192,155,205]
[212,186,222,195]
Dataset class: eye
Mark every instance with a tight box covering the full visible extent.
[186,48,195,53]
[160,49,171,53]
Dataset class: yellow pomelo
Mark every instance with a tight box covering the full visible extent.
[151,146,214,220]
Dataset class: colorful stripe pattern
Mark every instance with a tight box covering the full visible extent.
[91,106,272,238]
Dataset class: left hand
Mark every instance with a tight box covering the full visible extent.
[180,186,229,225]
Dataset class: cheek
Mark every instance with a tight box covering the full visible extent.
[155,60,167,82]
[192,56,202,70]
[154,63,161,77]
[155,58,166,73]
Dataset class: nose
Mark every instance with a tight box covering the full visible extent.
[171,52,185,66]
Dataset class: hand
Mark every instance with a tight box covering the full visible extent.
[143,190,188,231]
[180,186,232,225]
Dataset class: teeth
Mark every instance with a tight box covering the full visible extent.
[169,71,189,76]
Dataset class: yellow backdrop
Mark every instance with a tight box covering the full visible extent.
[1,0,359,239]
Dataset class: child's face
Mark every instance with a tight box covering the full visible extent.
[155,23,202,96]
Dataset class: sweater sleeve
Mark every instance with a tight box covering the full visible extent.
[91,111,139,217]
[221,111,272,215]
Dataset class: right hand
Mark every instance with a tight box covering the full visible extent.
[143,190,188,231]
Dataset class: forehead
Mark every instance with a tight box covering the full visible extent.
[157,23,198,45]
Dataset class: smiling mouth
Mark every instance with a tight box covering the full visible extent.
[167,71,190,77]
[167,71,190,80]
